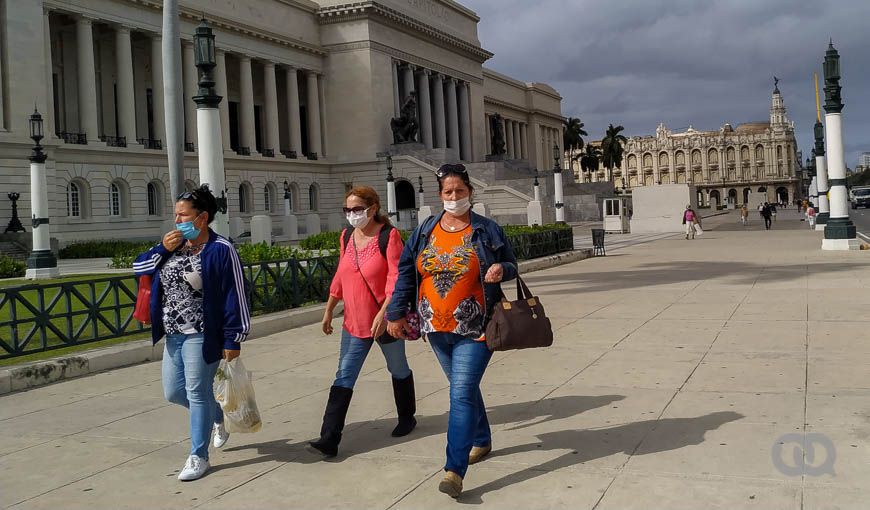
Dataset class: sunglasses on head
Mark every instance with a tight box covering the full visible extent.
[342,206,369,214]
[435,164,468,179]
[176,190,198,200]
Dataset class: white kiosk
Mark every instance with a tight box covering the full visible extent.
[603,198,630,233]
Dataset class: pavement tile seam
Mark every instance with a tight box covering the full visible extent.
[192,458,307,510]
[384,469,443,510]
[5,441,179,509]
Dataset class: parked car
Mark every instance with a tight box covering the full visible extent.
[850,188,870,209]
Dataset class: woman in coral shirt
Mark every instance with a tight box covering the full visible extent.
[308,186,416,458]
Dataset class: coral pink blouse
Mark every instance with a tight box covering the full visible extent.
[328,225,403,339]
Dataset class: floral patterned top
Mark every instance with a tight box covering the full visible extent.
[160,249,204,335]
[416,223,485,340]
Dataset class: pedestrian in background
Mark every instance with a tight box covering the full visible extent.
[761,202,773,230]
[683,205,698,239]
[740,204,749,226]
[309,186,416,459]
[807,204,816,229]
[133,185,251,481]
[386,164,518,498]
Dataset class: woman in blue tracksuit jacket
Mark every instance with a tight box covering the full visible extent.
[133,185,250,482]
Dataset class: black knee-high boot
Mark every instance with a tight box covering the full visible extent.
[308,385,353,458]
[391,372,417,437]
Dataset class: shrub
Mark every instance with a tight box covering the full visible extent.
[236,243,326,264]
[502,224,571,236]
[0,254,26,278]
[60,240,156,259]
[299,231,341,250]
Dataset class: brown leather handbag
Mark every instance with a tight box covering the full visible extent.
[485,275,553,351]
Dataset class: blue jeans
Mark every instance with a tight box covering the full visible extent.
[427,332,493,478]
[334,329,412,388]
[162,333,223,460]
[332,328,411,389]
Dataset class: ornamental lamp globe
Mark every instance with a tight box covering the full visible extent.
[193,19,216,69]
[552,143,560,162]
[29,108,43,144]
[823,42,839,81]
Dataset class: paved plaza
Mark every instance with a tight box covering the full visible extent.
[2,211,869,509]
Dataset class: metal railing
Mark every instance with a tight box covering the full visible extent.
[58,132,87,145]
[262,148,275,157]
[237,146,251,156]
[0,255,340,359]
[281,150,298,159]
[101,135,127,148]
[137,138,163,150]
[507,229,574,261]
[184,142,195,152]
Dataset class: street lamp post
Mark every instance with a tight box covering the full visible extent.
[417,175,424,208]
[192,19,228,237]
[25,108,59,279]
[533,168,541,202]
[283,180,292,216]
[820,41,858,250]
[552,143,565,224]
[378,152,396,218]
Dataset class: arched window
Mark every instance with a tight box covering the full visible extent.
[642,153,652,168]
[147,181,163,216]
[264,184,273,213]
[708,148,718,165]
[67,182,81,218]
[691,149,701,165]
[308,183,319,211]
[675,151,685,165]
[755,145,765,161]
[659,152,668,167]
[238,182,252,213]
[726,147,736,162]
[110,183,122,217]
[741,146,750,162]
[395,180,416,210]
[286,182,300,213]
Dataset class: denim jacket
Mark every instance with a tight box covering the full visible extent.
[385,211,518,328]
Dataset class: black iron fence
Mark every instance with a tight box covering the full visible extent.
[507,229,574,260]
[0,255,339,359]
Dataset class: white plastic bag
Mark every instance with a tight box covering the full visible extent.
[214,358,262,433]
[694,223,704,236]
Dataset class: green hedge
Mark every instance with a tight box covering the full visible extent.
[60,240,156,259]
[0,254,25,279]
[299,229,411,250]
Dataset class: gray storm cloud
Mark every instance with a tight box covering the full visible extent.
[464,0,870,164]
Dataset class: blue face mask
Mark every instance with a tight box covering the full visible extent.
[176,218,201,240]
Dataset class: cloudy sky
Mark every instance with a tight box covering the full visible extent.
[463,0,870,166]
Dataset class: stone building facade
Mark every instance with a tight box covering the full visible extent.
[573,85,802,207]
[0,0,564,245]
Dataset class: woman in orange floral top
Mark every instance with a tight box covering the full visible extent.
[387,164,518,498]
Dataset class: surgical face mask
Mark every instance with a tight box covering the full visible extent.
[176,215,202,240]
[346,207,371,229]
[443,197,471,216]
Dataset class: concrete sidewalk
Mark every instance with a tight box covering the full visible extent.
[2,219,869,509]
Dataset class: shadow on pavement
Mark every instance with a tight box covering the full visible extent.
[216,394,625,471]
[459,411,744,504]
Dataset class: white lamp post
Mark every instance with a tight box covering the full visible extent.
[552,143,566,224]
[25,108,59,279]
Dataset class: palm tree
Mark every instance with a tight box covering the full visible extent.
[600,124,627,184]
[578,145,601,181]
[563,117,588,156]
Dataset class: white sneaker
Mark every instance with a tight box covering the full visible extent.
[177,455,210,481]
[213,422,229,448]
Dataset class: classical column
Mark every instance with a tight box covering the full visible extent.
[446,78,459,151]
[285,67,302,157]
[458,82,472,160]
[76,16,100,141]
[214,50,230,151]
[182,41,198,148]
[401,64,415,103]
[431,73,446,148]
[115,26,138,145]
[238,56,257,154]
[263,62,280,156]
[392,60,400,116]
[306,71,322,157]
[484,114,491,154]
[520,123,528,160]
[416,69,432,148]
[43,10,55,138]
[814,121,830,226]
[821,42,858,250]
[162,0,184,198]
[318,74,328,157]
[504,119,514,158]
[150,35,166,144]
[512,120,521,161]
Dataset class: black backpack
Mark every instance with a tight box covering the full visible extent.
[342,224,395,258]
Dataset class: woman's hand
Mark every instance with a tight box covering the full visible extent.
[322,310,334,335]
[484,263,504,283]
[371,310,387,338]
[387,318,409,340]
[162,230,183,252]
[223,349,240,362]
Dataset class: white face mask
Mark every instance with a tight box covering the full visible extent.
[346,208,372,229]
[443,197,471,216]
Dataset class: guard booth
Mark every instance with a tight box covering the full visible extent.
[603,198,630,233]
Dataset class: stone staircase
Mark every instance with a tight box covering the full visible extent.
[0,240,28,261]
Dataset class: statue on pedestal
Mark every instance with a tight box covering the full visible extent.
[390,92,419,144]
[489,113,506,156]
